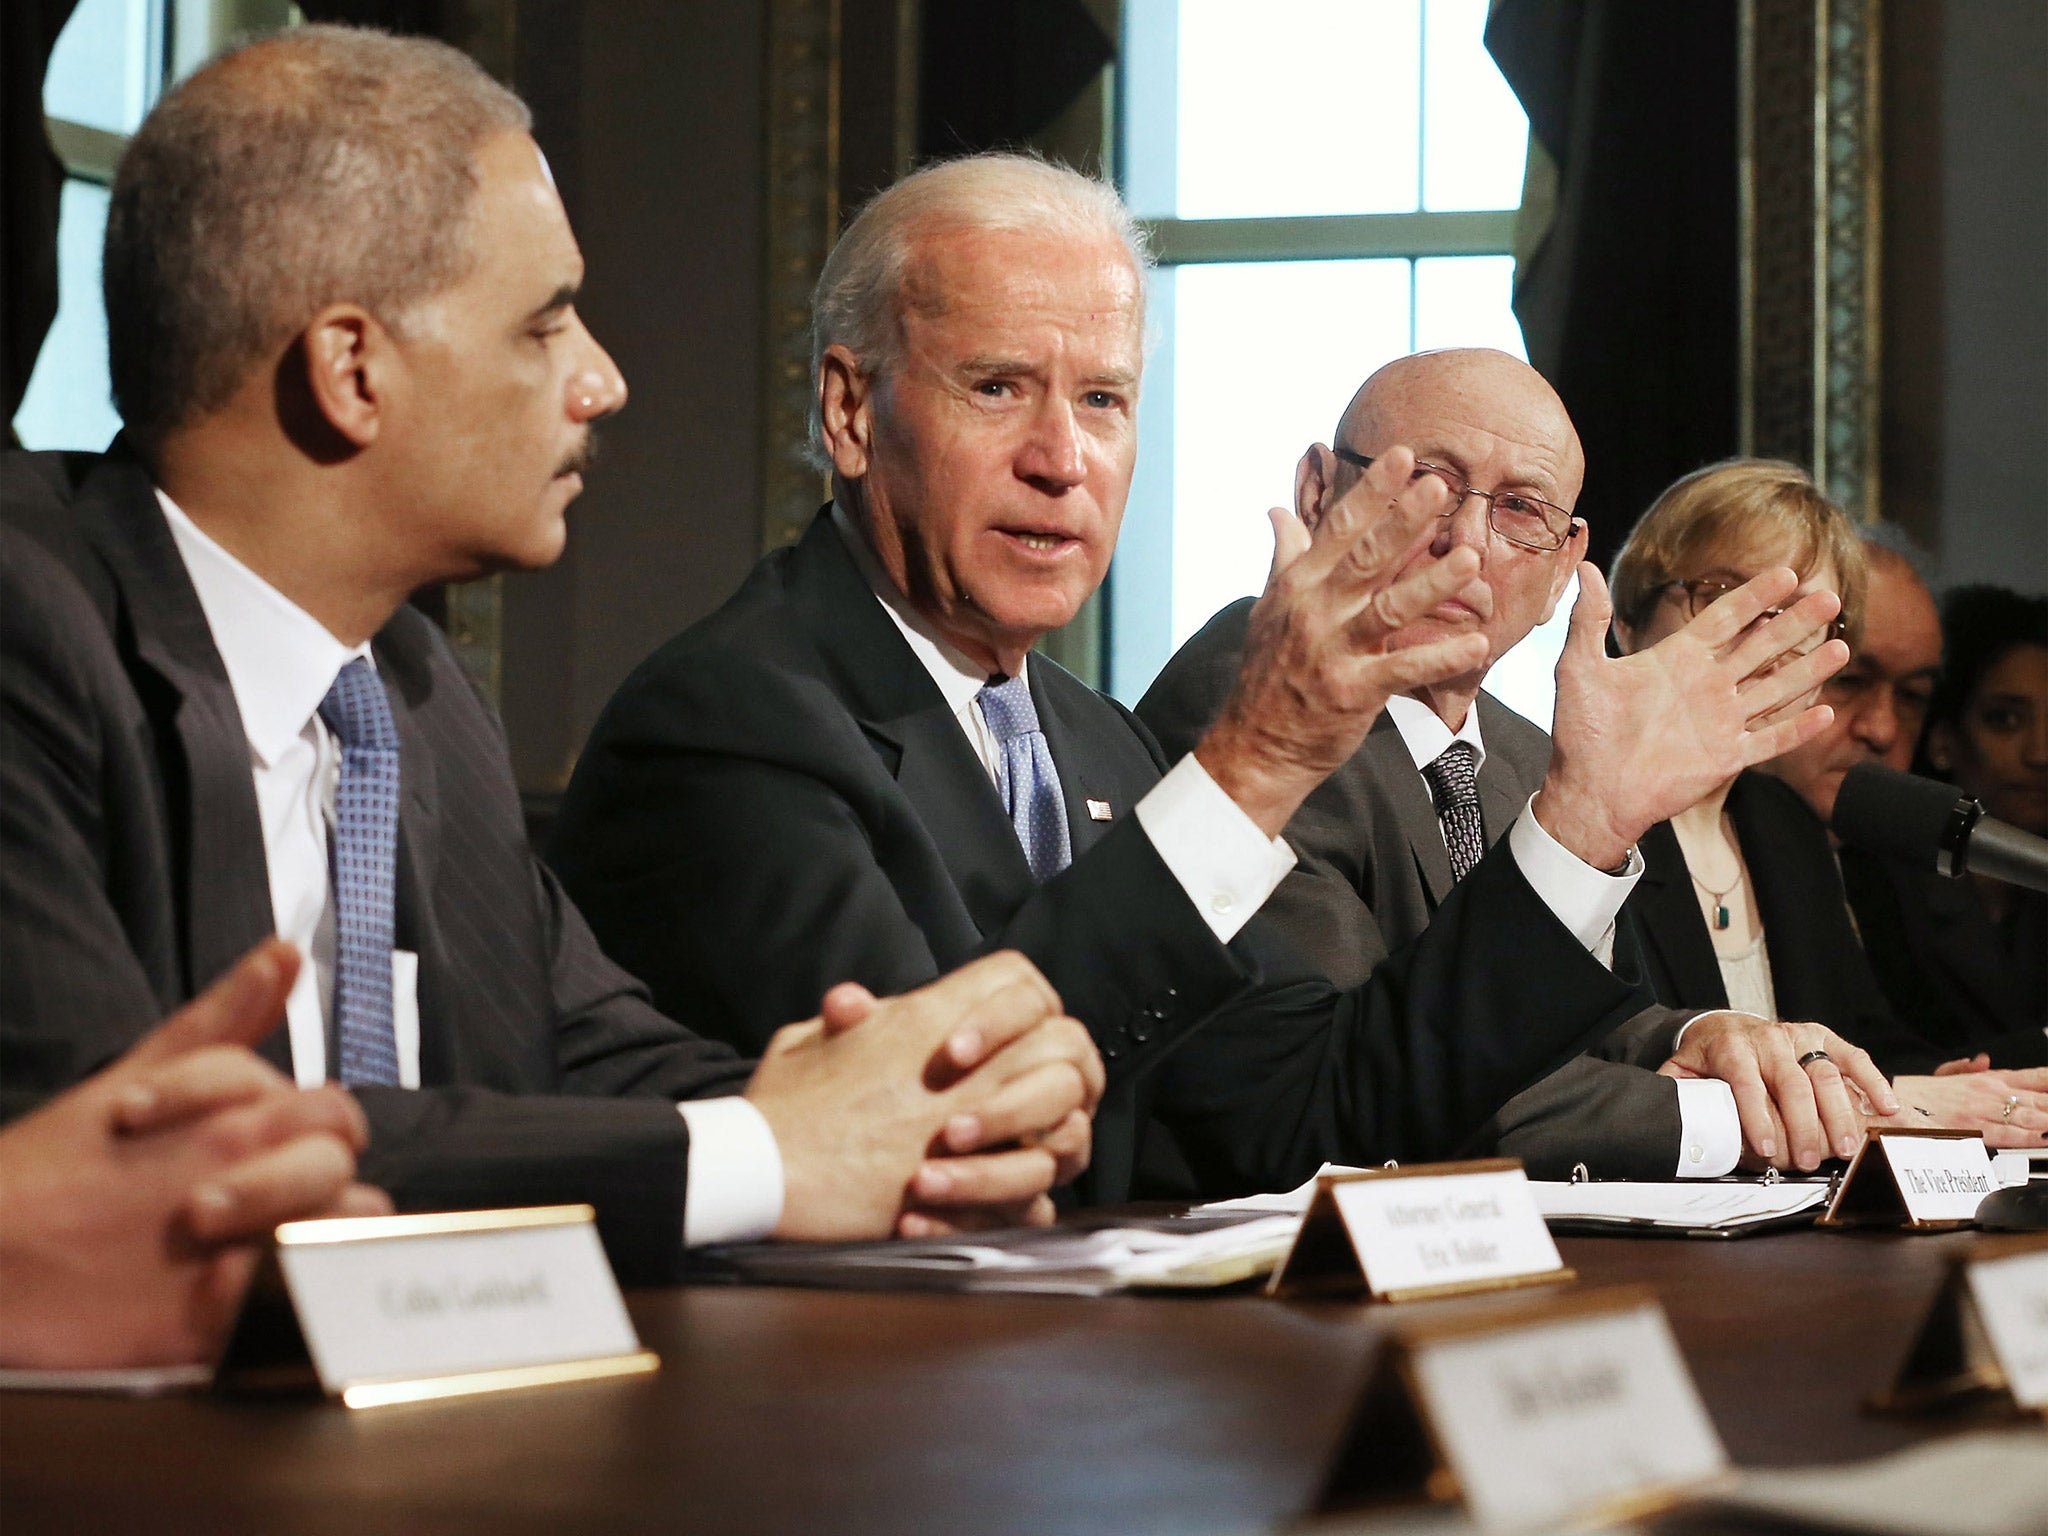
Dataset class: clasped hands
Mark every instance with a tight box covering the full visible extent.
[744,950,1104,1241]
[0,940,388,1369]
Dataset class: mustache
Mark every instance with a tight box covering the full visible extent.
[555,432,599,479]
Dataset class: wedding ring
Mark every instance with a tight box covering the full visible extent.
[1795,1049,1832,1069]
[2003,1094,2020,1124]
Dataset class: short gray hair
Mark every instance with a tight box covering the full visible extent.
[806,151,1153,468]
[105,25,531,445]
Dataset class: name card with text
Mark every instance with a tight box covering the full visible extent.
[1321,1286,1730,1529]
[1820,1129,1996,1230]
[217,1206,657,1409]
[1877,1234,2048,1416]
[1269,1160,1572,1301]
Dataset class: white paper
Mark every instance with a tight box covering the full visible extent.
[1968,1247,2048,1409]
[1195,1163,1363,1216]
[280,1220,640,1390]
[705,1212,1300,1295]
[1530,1180,1831,1231]
[1407,1300,1728,1532]
[1331,1169,1564,1296]
[1991,1150,2045,1188]
[1877,1134,1997,1223]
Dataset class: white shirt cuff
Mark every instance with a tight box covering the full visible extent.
[675,1097,784,1247]
[1506,794,1642,961]
[1133,754,1298,942]
[1673,1077,1744,1177]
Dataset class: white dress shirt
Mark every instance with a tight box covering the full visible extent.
[1383,693,1742,1178]
[831,506,1297,939]
[160,493,780,1247]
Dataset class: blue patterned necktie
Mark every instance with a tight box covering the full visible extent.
[318,657,403,1087]
[976,673,1073,883]
[1422,741,1485,883]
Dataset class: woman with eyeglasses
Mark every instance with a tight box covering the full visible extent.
[1600,462,2048,1153]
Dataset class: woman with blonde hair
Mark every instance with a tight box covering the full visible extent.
[1608,460,2048,1145]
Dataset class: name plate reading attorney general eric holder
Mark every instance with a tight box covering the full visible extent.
[1875,1232,2048,1417]
[216,1205,657,1409]
[1319,1285,1730,1531]
[1818,1129,1996,1231]
[1268,1159,1573,1301]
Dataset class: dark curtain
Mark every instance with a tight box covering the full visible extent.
[1486,0,1741,573]
[918,0,1111,158]
[3,0,81,444]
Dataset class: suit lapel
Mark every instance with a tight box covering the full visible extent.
[1030,661,1125,862]
[785,512,1036,937]
[1368,715,1457,905]
[1633,818,1728,1008]
[1473,694,1541,842]
[83,459,286,1064]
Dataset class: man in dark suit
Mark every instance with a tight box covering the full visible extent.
[1139,351,1898,1180]
[0,27,1104,1282]
[552,157,1871,1200]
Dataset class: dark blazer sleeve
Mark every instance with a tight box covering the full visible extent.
[550,650,1250,1077]
[1146,838,1668,1195]
[0,527,178,1117]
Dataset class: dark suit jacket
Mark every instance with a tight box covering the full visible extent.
[551,511,1667,1201]
[1632,774,1950,1078]
[1838,848,2047,1067]
[1138,596,1696,1181]
[0,450,757,1282]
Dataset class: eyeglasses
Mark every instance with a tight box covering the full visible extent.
[1663,576,1849,649]
[1331,448,1579,552]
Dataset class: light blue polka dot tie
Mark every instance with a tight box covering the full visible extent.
[318,657,403,1087]
[977,673,1073,883]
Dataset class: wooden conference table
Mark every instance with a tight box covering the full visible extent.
[0,1227,2015,1535]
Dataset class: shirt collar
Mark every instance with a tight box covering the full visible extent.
[158,489,372,768]
[829,501,1024,717]
[1385,692,1488,775]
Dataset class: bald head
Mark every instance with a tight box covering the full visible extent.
[1293,348,1587,719]
[1335,349,1585,509]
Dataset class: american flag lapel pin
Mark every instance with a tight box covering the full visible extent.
[1086,799,1113,822]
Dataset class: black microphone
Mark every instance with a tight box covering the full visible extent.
[1831,762,2048,895]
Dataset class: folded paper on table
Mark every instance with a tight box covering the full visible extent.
[1530,1180,1833,1236]
[694,1211,1302,1295]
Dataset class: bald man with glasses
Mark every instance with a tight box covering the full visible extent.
[1141,349,1895,1180]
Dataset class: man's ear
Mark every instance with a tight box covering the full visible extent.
[818,344,875,480]
[296,304,387,450]
[1293,443,1333,533]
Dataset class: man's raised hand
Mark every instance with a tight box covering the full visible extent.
[1195,447,1491,837]
[1537,566,1849,869]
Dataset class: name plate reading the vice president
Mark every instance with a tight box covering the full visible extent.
[217,1205,656,1409]
[1320,1286,1729,1529]
[1268,1159,1572,1301]
[1820,1129,1996,1231]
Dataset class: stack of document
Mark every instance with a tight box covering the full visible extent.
[1529,1180,1832,1237]
[696,1211,1302,1296]
[1191,1167,1836,1238]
